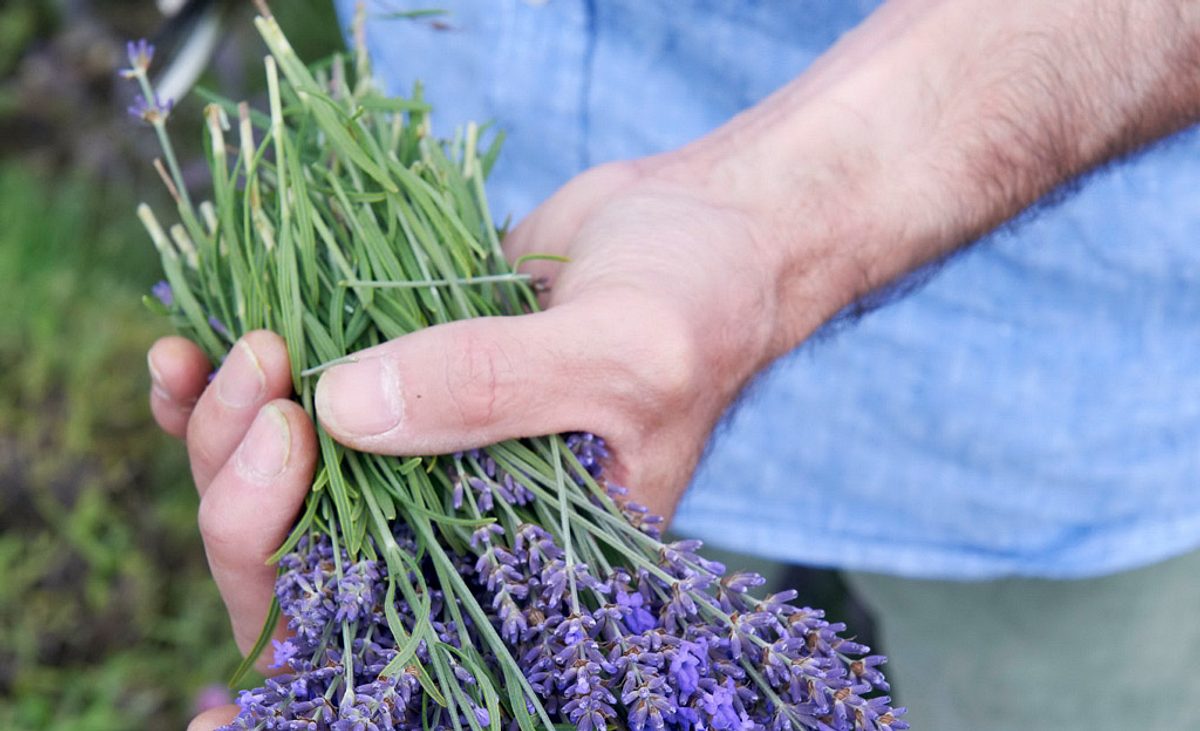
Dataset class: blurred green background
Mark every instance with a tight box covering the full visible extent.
[0,2,343,728]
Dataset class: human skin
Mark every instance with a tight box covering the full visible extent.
[153,1,1200,727]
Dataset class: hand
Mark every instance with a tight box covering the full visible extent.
[313,160,791,520]
[148,332,317,730]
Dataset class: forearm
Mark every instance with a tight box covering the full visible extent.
[651,0,1200,359]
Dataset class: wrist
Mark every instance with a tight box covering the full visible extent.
[642,107,906,359]
[646,0,1200,360]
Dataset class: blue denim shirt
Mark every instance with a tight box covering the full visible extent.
[340,0,1200,579]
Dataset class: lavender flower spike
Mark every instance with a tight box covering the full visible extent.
[128,93,174,125]
[207,315,231,341]
[151,280,173,307]
[126,39,155,72]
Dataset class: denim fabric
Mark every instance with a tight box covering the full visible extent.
[340,0,1200,579]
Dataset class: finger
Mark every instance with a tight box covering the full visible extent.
[316,307,598,454]
[147,336,211,439]
[314,298,698,457]
[186,330,293,495]
[198,399,316,658]
[187,705,239,731]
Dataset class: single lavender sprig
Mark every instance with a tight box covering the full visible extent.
[122,39,192,214]
[128,92,175,124]
[151,280,173,307]
[124,39,155,74]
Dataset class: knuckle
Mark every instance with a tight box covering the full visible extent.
[442,325,510,430]
[619,309,704,417]
[196,493,238,558]
[187,429,224,474]
[583,159,643,188]
[559,161,646,209]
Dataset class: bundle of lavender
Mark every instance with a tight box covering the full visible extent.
[128,9,905,731]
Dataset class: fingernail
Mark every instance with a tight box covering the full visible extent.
[235,405,290,482]
[315,357,405,438]
[216,340,266,408]
[147,352,170,401]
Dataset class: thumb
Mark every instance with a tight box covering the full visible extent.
[313,303,636,455]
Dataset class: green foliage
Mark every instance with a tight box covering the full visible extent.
[0,162,237,730]
[0,3,352,728]
[0,1,55,78]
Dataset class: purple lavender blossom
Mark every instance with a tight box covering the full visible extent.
[128,92,174,124]
[207,315,231,340]
[668,639,704,699]
[126,39,155,71]
[334,560,381,623]
[269,638,299,670]
[617,589,658,634]
[218,448,905,731]
[566,432,609,480]
[151,280,173,307]
[697,677,742,731]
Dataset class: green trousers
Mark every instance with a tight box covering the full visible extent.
[844,548,1200,730]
